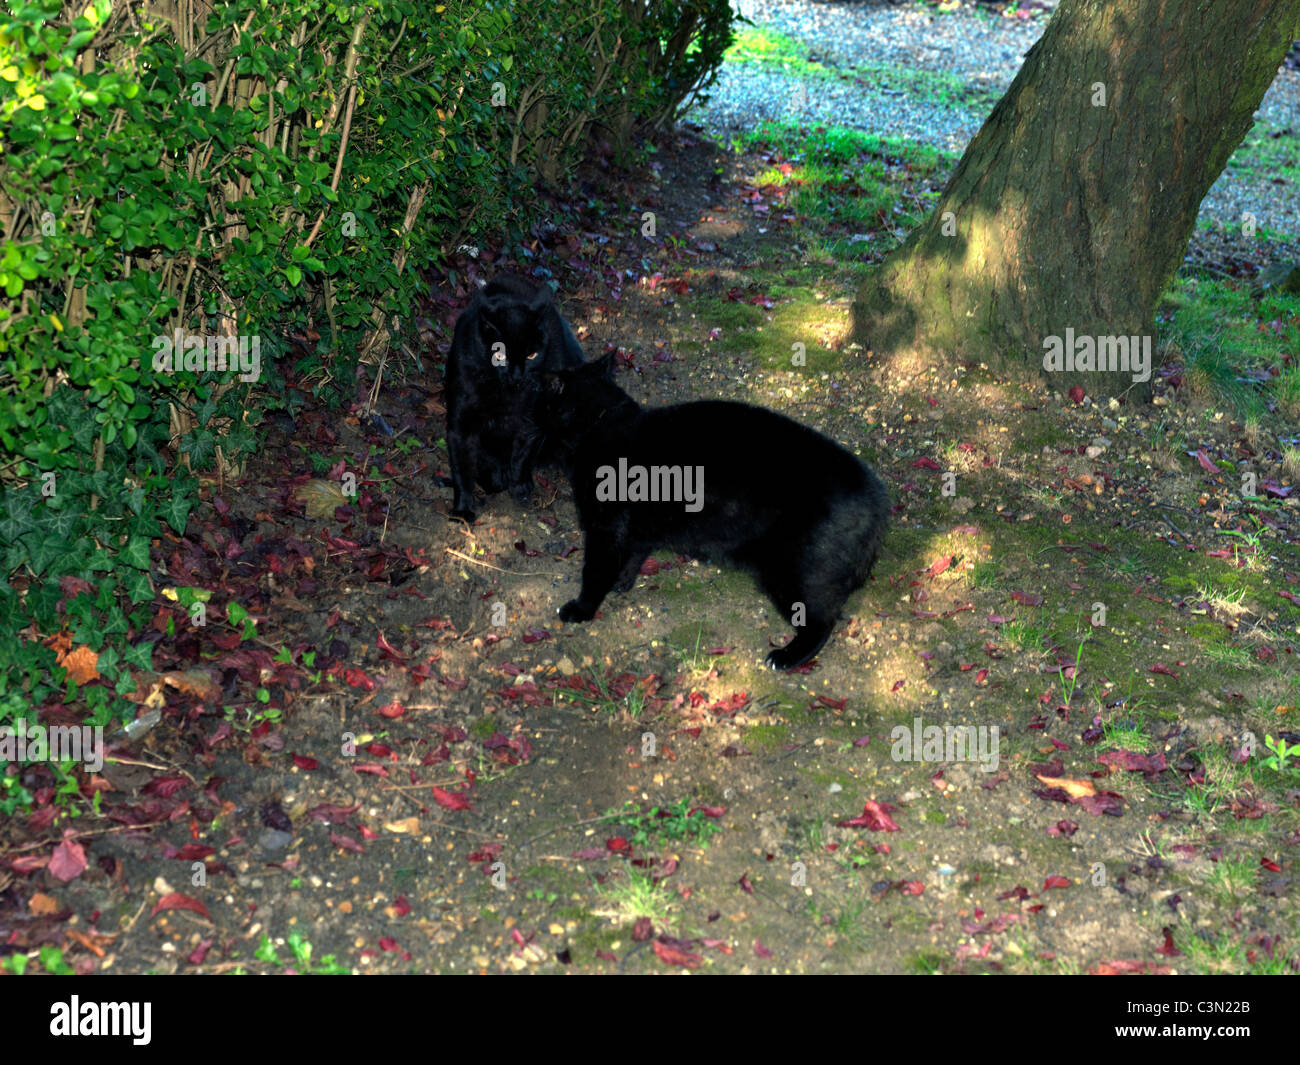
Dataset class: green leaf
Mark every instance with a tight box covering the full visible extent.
[121,535,151,570]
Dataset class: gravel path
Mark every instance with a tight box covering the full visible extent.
[689,0,1300,240]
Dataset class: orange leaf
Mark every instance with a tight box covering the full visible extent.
[1035,774,1096,798]
[59,645,100,685]
[162,669,221,700]
[29,892,59,916]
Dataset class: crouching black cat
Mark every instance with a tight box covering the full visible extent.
[444,273,587,522]
[536,353,890,670]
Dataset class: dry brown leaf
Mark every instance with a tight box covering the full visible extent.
[162,669,220,700]
[1036,774,1096,798]
[29,892,60,916]
[59,645,100,685]
[295,478,349,519]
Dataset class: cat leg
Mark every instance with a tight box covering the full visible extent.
[508,423,542,505]
[613,552,648,594]
[447,426,480,522]
[754,562,839,671]
[558,536,630,622]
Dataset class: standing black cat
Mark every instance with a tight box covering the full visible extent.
[444,273,587,522]
[536,353,890,670]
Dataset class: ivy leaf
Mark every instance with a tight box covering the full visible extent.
[95,644,121,679]
[122,640,154,671]
[0,492,35,542]
[123,569,153,604]
[182,428,217,468]
[121,535,151,571]
[29,502,79,543]
[102,606,129,636]
[163,491,193,535]
[25,535,67,576]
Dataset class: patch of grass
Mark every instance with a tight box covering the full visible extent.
[685,284,850,373]
[1215,523,1268,573]
[1160,275,1300,418]
[1222,119,1300,187]
[968,560,1001,590]
[1204,856,1257,905]
[593,869,677,928]
[723,119,946,261]
[1283,446,1300,482]
[1002,615,1049,652]
[1177,929,1299,974]
[1199,640,1254,670]
[598,797,723,849]
[806,896,871,947]
[1180,745,1254,821]
[1279,366,1300,419]
[555,669,652,718]
[905,949,950,974]
[666,622,711,673]
[1100,721,1151,753]
[723,25,997,116]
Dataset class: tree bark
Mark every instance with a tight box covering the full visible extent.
[852,0,1300,400]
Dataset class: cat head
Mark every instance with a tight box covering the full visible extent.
[535,351,623,436]
[476,284,558,384]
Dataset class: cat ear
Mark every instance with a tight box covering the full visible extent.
[527,285,555,313]
[595,350,617,380]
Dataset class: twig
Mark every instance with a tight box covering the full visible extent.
[103,756,199,784]
[444,547,550,577]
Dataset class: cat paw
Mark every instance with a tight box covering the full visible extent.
[764,646,810,672]
[557,599,596,623]
[450,507,477,524]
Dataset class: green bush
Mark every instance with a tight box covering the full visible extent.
[0,0,734,785]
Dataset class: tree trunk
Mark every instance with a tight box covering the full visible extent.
[852,0,1300,400]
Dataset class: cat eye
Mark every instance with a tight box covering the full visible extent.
[527,351,540,360]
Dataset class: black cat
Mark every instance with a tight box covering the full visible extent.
[444,273,587,522]
[535,353,890,670]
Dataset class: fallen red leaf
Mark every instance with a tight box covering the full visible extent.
[653,939,703,968]
[151,892,211,919]
[49,834,87,883]
[432,786,473,811]
[838,799,901,832]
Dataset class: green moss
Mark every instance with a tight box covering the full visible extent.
[906,949,951,974]
[747,723,793,750]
